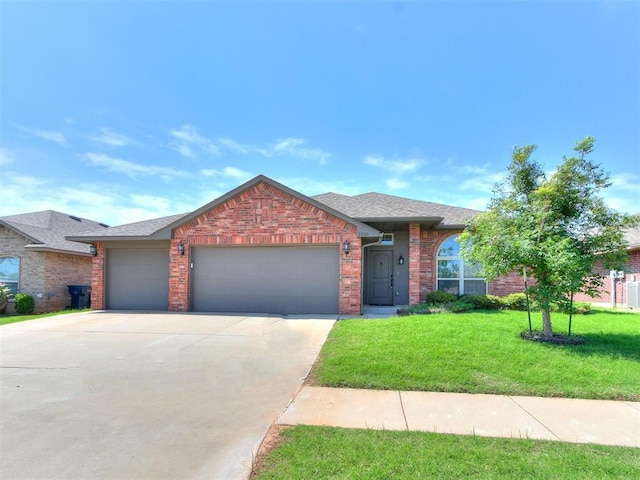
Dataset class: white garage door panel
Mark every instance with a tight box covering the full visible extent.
[191,246,339,314]
[106,249,169,310]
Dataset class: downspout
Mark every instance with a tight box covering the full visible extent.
[360,233,385,314]
[610,270,616,308]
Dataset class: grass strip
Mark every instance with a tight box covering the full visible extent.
[312,309,640,400]
[0,309,89,326]
[254,425,640,480]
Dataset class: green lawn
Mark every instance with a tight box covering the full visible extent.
[0,309,88,326]
[312,309,640,400]
[253,426,640,480]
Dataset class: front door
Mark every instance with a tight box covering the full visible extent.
[366,249,393,305]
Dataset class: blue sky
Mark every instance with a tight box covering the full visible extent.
[1,0,638,227]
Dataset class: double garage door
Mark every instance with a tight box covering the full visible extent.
[191,246,339,314]
[106,246,339,314]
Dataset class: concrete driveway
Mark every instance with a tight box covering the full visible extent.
[0,311,335,480]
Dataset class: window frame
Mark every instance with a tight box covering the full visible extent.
[0,255,20,296]
[436,235,486,295]
[379,233,394,246]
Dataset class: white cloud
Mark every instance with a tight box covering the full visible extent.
[0,148,15,166]
[129,194,171,211]
[85,152,191,182]
[609,173,640,193]
[91,128,132,147]
[217,137,252,154]
[269,137,331,165]
[170,125,218,157]
[386,178,409,190]
[212,135,331,165]
[23,127,66,145]
[198,166,253,182]
[455,163,490,175]
[459,173,505,193]
[276,177,366,197]
[460,196,490,211]
[363,155,423,174]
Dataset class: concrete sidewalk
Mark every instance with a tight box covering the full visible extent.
[278,386,640,448]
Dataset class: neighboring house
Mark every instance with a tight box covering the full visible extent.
[574,220,640,308]
[68,175,524,316]
[0,211,108,313]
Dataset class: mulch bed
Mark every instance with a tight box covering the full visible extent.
[520,330,586,345]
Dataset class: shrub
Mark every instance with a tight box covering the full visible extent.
[424,290,457,305]
[0,284,10,313]
[14,293,35,314]
[500,293,532,311]
[459,294,502,310]
[399,304,432,315]
[552,301,591,315]
[448,299,475,313]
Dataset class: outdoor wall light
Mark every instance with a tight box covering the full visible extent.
[177,241,185,256]
[89,244,97,257]
[398,255,404,265]
[342,240,350,255]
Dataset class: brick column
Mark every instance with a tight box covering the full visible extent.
[339,235,362,315]
[90,242,105,310]
[168,239,190,311]
[409,223,421,305]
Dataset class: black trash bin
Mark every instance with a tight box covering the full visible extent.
[68,285,91,309]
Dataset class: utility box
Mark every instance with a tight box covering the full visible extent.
[68,285,91,309]
[627,282,639,309]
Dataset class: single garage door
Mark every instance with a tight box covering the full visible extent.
[106,248,169,310]
[191,246,339,314]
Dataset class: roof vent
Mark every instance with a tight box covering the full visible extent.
[99,222,110,228]
[69,215,82,222]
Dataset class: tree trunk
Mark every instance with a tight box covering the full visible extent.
[541,308,553,338]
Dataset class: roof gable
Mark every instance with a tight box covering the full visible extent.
[164,175,380,238]
[0,210,108,255]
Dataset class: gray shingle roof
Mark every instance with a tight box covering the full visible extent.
[625,215,640,249]
[313,192,480,228]
[0,210,108,255]
[67,213,189,241]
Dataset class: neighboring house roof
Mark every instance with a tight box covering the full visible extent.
[624,216,640,250]
[68,213,189,242]
[313,192,480,229]
[0,210,109,255]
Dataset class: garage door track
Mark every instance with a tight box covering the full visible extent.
[0,312,335,479]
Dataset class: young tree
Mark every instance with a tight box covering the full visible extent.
[458,137,638,338]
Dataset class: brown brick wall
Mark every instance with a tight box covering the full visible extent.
[170,182,361,314]
[408,224,421,304]
[91,243,105,310]
[1,225,92,313]
[418,230,463,302]
[42,252,92,312]
[573,249,640,306]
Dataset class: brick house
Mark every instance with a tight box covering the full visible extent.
[573,221,640,308]
[0,211,108,313]
[68,175,527,316]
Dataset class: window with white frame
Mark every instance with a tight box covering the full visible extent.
[436,235,486,295]
[0,256,19,295]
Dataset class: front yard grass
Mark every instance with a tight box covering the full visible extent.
[253,425,640,480]
[312,309,640,400]
[0,309,88,326]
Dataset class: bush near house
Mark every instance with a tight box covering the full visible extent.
[13,293,35,315]
[0,284,10,314]
[399,293,590,315]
